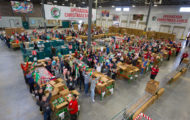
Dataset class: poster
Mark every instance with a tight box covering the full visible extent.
[101,10,109,17]
[133,14,144,21]
[44,4,96,21]
[152,14,189,25]
[11,1,33,13]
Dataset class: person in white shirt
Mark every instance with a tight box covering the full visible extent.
[96,63,102,72]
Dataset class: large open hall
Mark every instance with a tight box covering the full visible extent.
[0,0,190,120]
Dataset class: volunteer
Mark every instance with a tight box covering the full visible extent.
[150,65,159,80]
[68,94,78,120]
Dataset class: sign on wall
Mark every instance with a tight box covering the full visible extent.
[101,10,109,17]
[152,14,189,25]
[44,4,96,21]
[133,14,144,21]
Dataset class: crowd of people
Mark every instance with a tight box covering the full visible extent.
[13,27,189,120]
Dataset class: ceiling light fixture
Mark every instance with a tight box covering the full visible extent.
[180,7,190,12]
[154,4,158,7]
[116,7,121,11]
[132,5,135,7]
[54,1,57,3]
[82,1,85,4]
[62,3,65,5]
[123,7,130,11]
[27,0,30,2]
[99,6,102,8]
[112,5,115,8]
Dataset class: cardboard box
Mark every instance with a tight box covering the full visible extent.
[55,101,68,110]
[57,78,64,82]
[145,80,160,95]
[71,90,80,96]
[49,81,56,86]
[52,88,59,96]
[53,83,65,90]
[183,58,189,64]
[64,94,73,102]
[59,89,70,96]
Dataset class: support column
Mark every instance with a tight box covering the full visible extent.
[41,0,47,33]
[87,0,92,48]
[145,0,152,31]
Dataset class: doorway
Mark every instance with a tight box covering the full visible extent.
[159,25,171,33]
[172,26,185,39]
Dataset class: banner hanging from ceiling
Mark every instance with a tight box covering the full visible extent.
[152,14,189,25]
[11,1,33,13]
[44,4,96,21]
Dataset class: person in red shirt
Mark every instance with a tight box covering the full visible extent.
[150,65,159,80]
[180,51,189,64]
[21,61,29,84]
[68,94,78,120]
[168,49,172,61]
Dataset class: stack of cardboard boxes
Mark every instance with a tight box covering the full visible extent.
[45,78,79,112]
[145,80,160,95]
[117,62,140,77]
[92,71,115,98]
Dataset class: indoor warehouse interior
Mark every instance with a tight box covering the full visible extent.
[0,0,190,120]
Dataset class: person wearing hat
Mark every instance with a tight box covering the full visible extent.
[68,94,78,120]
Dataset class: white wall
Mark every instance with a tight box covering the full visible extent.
[0,16,22,28]
[96,5,190,39]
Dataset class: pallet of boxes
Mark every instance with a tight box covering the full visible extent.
[132,80,165,119]
[145,80,160,95]
[45,78,80,120]
[168,67,188,84]
[92,71,115,100]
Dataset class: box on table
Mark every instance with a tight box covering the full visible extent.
[96,83,106,94]
[50,95,68,111]
[71,90,80,96]
[64,94,73,102]
[59,89,70,96]
[53,82,66,91]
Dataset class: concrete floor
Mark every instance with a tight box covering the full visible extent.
[0,40,189,120]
